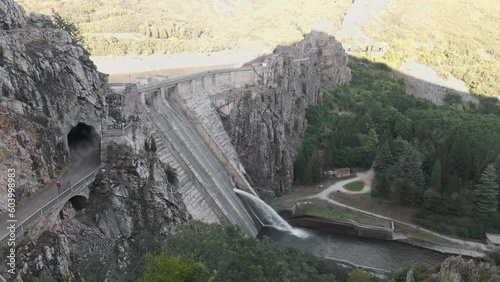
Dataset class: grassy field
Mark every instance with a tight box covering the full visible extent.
[332,192,418,223]
[343,181,364,192]
[291,199,389,228]
[394,223,453,245]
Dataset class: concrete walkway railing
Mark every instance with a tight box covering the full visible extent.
[137,67,257,93]
[0,168,100,246]
[102,123,132,137]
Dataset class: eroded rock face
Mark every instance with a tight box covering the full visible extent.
[16,232,76,281]
[222,32,351,194]
[88,142,189,240]
[438,256,500,282]
[0,0,108,210]
[16,139,189,281]
[0,0,26,30]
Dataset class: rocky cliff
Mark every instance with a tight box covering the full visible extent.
[221,32,351,195]
[15,135,189,281]
[0,0,108,210]
[438,256,500,282]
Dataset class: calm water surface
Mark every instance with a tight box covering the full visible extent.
[258,226,448,271]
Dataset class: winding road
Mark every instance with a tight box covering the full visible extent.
[304,169,488,253]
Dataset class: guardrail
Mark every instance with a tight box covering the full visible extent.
[137,67,257,93]
[0,168,100,246]
[102,123,132,137]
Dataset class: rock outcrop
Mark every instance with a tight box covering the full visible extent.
[438,256,500,282]
[16,232,77,281]
[88,142,189,240]
[221,32,351,194]
[16,138,189,281]
[0,0,108,210]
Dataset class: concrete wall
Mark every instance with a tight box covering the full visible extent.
[141,68,262,235]
[287,215,394,240]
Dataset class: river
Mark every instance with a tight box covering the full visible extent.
[258,226,448,272]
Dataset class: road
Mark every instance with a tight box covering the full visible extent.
[0,148,100,241]
[305,169,488,251]
[137,67,255,93]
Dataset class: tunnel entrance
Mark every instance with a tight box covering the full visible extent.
[69,195,88,211]
[67,123,100,160]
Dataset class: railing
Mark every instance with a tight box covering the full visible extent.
[137,67,257,93]
[0,168,100,246]
[102,123,132,137]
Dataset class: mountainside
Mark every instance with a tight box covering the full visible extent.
[17,0,352,56]
[221,32,352,195]
[0,0,107,210]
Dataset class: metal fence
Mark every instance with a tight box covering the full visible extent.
[0,168,100,246]
[102,123,132,137]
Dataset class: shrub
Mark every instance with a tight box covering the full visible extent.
[165,165,178,185]
[26,113,50,127]
[0,46,4,66]
[32,277,57,282]
[109,109,125,123]
[150,135,157,152]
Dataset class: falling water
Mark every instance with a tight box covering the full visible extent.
[234,189,309,238]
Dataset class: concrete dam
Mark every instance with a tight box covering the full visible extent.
[140,68,262,236]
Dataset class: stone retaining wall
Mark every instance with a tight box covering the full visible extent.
[287,215,393,240]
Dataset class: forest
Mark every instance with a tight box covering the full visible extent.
[32,224,381,282]
[294,57,500,239]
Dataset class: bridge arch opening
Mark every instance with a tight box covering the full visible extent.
[68,195,88,211]
[67,122,100,160]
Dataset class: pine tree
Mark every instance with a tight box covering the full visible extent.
[444,170,462,195]
[303,160,313,184]
[52,12,84,48]
[144,140,150,152]
[294,151,307,183]
[493,156,500,209]
[390,144,425,205]
[474,165,499,214]
[373,141,393,173]
[429,159,442,193]
[150,135,157,152]
[311,152,322,183]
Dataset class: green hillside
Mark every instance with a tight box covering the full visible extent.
[18,0,351,55]
[365,0,500,97]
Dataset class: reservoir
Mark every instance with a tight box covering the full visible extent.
[258,226,448,272]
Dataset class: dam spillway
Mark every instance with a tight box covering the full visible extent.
[141,69,261,236]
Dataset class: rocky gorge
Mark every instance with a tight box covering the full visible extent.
[221,32,352,195]
[1,0,499,281]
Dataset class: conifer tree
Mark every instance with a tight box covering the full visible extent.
[144,140,150,152]
[373,141,393,173]
[150,135,157,152]
[303,161,313,184]
[444,170,462,195]
[474,165,499,214]
[493,156,500,209]
[429,159,442,193]
[294,151,307,183]
[311,152,322,183]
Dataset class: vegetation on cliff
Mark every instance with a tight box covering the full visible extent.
[295,57,500,239]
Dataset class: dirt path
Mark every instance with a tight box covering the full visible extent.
[303,168,488,251]
[309,169,374,199]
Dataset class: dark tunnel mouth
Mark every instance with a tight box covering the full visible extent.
[68,196,88,211]
[67,122,99,153]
